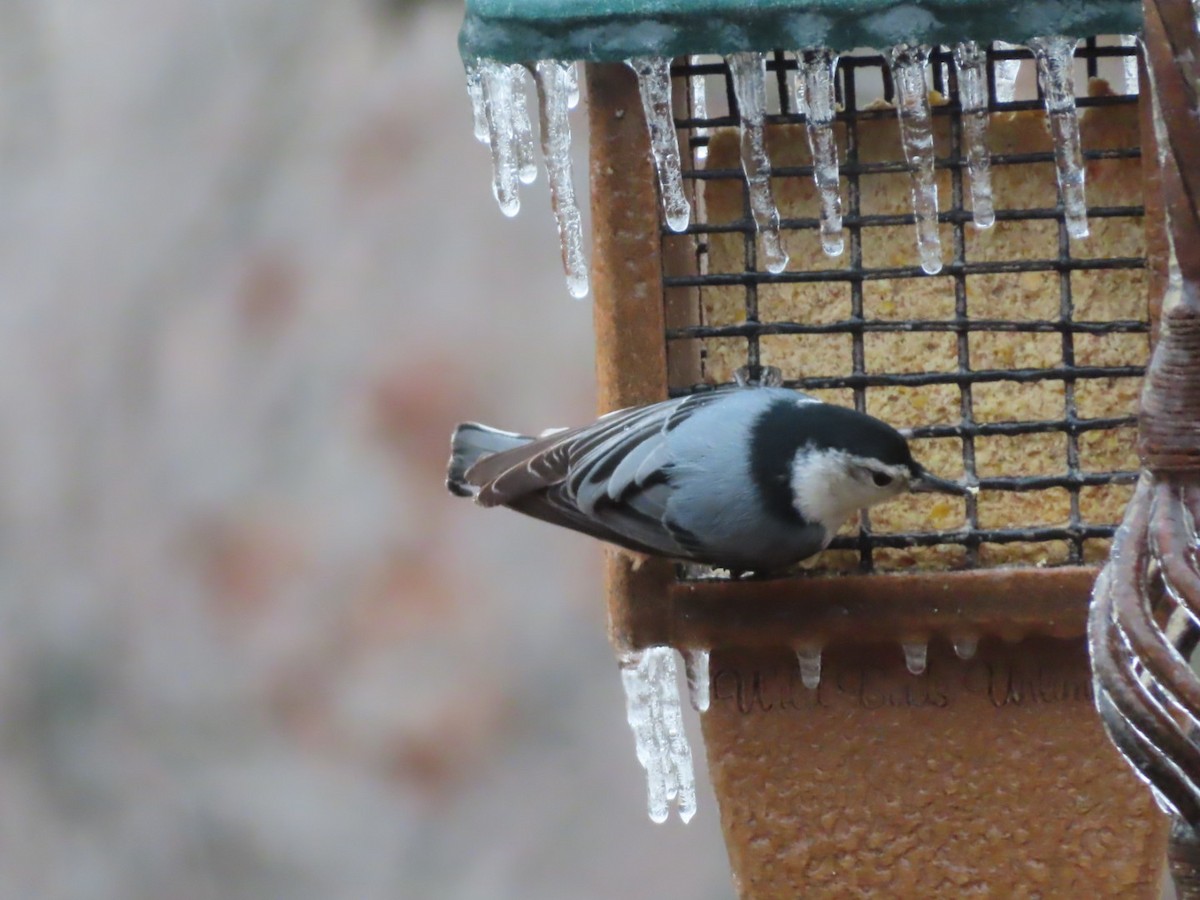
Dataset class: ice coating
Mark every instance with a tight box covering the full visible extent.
[684,648,711,712]
[619,647,697,824]
[1119,35,1138,95]
[480,59,521,216]
[509,65,539,185]
[885,44,942,274]
[953,635,979,660]
[993,40,1022,104]
[629,56,691,232]
[797,48,844,256]
[533,60,589,299]
[796,646,822,690]
[466,60,489,143]
[1029,36,1088,239]
[902,641,928,676]
[726,51,789,273]
[952,41,995,229]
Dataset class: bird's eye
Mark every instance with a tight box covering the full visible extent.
[872,472,893,487]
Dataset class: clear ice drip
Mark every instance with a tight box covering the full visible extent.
[902,641,928,675]
[1029,36,1088,239]
[885,44,942,274]
[466,60,489,143]
[993,41,1022,104]
[619,647,697,824]
[510,65,539,185]
[564,61,580,109]
[480,59,521,216]
[953,635,979,660]
[629,57,691,232]
[690,55,709,164]
[684,648,711,712]
[1119,35,1138,95]
[534,61,589,299]
[726,51,789,273]
[952,42,996,230]
[796,646,822,690]
[796,48,844,256]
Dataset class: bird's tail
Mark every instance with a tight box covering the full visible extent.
[447,423,533,498]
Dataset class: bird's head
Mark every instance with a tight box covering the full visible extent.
[751,399,966,533]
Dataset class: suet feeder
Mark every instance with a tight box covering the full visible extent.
[458,0,1174,894]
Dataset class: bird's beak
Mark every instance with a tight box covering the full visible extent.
[909,466,968,495]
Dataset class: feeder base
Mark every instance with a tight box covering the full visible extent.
[702,639,1167,898]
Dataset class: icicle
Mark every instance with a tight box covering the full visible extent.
[1029,36,1088,239]
[480,60,521,216]
[509,65,538,185]
[629,57,691,232]
[993,41,1022,104]
[885,44,942,274]
[466,59,489,144]
[689,55,709,165]
[953,634,979,660]
[796,48,844,256]
[796,646,823,690]
[1119,35,1139,95]
[533,60,589,299]
[952,42,995,230]
[684,648,711,712]
[564,61,580,110]
[726,51,789,273]
[902,641,928,675]
[619,647,697,824]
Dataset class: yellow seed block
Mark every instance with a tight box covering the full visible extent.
[864,278,957,320]
[1080,483,1136,523]
[1072,269,1147,321]
[976,489,1071,529]
[980,541,1071,567]
[865,332,958,374]
[872,492,967,533]
[972,380,1065,423]
[965,272,1059,321]
[872,544,968,571]
[975,433,1066,477]
[1079,428,1139,472]
[971,333,1061,370]
[1075,332,1149,368]
[1076,378,1141,419]
[866,385,960,429]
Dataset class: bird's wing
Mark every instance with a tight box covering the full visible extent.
[464,387,739,558]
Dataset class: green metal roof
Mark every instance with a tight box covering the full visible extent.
[459,0,1142,64]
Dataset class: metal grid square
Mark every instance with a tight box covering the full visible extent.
[664,40,1147,573]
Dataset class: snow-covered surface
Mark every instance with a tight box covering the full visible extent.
[0,3,729,897]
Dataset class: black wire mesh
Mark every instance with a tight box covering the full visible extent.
[665,40,1147,574]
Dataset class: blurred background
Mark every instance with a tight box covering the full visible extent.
[0,0,731,896]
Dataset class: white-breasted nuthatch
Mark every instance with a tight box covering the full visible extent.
[446,383,965,574]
